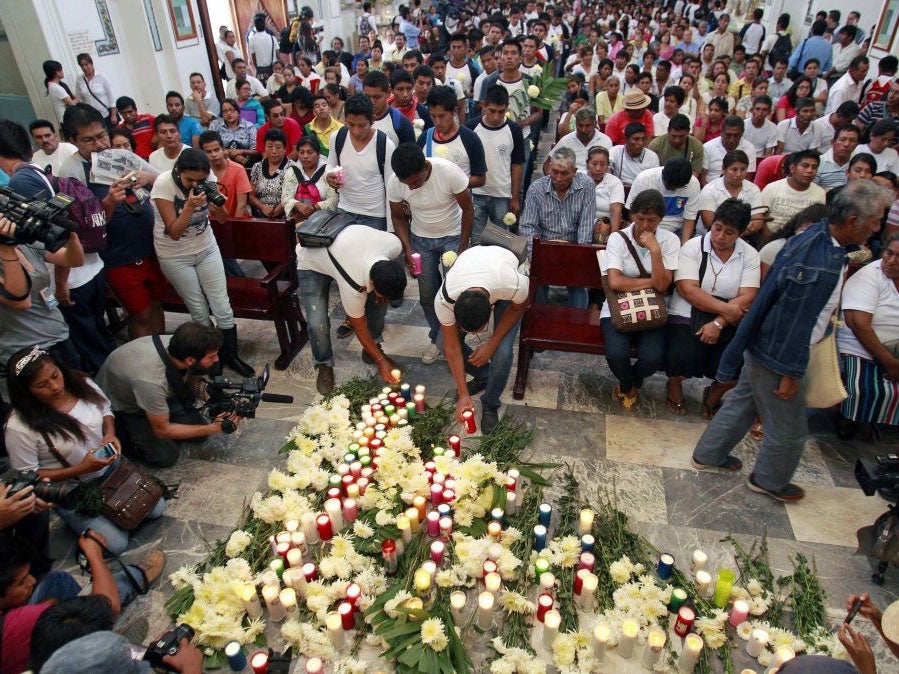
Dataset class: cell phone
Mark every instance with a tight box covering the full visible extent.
[845,597,863,624]
[93,443,116,460]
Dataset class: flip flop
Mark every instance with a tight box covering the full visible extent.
[666,380,687,415]
[700,386,721,420]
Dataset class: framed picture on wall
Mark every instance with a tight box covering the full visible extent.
[167,0,198,41]
[874,0,899,51]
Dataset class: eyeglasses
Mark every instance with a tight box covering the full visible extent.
[77,131,109,144]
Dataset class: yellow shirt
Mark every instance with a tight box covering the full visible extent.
[595,92,624,121]
[304,117,344,156]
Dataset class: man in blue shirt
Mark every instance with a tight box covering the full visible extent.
[165,91,202,147]
[788,19,832,74]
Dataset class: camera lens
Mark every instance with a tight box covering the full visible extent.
[33,480,82,509]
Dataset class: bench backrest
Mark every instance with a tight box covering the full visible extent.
[211,218,295,263]
[530,238,606,292]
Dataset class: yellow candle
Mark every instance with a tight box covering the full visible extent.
[240,584,263,620]
[414,568,432,595]
[279,587,297,616]
[579,508,594,534]
[771,647,795,668]
[391,368,401,382]
[346,483,360,499]
[397,514,412,544]
[413,495,427,520]
[619,619,639,658]
[487,521,502,538]
[286,548,302,568]
[405,507,420,533]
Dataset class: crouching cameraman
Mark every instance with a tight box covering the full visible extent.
[96,322,243,468]
[35,630,204,674]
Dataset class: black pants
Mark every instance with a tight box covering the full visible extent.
[60,271,115,373]
[114,399,207,468]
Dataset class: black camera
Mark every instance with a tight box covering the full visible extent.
[143,623,195,670]
[0,186,76,252]
[204,364,293,430]
[192,181,226,208]
[855,457,899,499]
[1,469,82,509]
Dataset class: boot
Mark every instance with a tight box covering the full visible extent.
[220,326,255,377]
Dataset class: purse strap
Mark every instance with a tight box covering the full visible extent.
[327,249,366,293]
[698,234,709,283]
[617,230,651,279]
[41,431,71,468]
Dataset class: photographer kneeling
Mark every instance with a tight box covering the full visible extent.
[96,322,242,468]
[4,345,165,554]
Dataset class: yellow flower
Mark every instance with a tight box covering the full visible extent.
[527,84,541,98]
[442,251,458,267]
[503,212,517,226]
[421,618,448,652]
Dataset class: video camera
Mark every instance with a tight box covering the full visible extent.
[855,456,899,498]
[1,468,82,509]
[142,623,195,671]
[0,186,76,252]
[204,364,294,431]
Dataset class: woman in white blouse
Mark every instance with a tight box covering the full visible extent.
[42,60,76,126]
[586,146,624,242]
[695,150,760,234]
[664,199,760,416]
[75,53,117,127]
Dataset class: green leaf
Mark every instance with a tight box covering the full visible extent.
[202,650,227,670]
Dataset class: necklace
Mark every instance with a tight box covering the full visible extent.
[708,255,725,292]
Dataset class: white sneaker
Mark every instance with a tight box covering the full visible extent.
[421,342,442,364]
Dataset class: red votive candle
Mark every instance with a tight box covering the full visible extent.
[442,489,455,503]
[346,582,361,606]
[326,487,342,500]
[356,477,369,494]
[430,483,443,504]
[316,514,333,541]
[462,410,477,434]
[536,593,554,622]
[578,552,596,571]
[302,562,318,583]
[674,606,696,637]
[573,568,589,595]
[483,559,498,578]
[339,600,355,629]
[448,434,461,451]
[427,511,440,536]
[250,650,268,674]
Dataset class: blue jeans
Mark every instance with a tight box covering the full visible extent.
[471,195,510,243]
[462,300,520,411]
[535,285,589,309]
[339,208,387,231]
[600,318,665,392]
[410,233,461,343]
[29,567,144,607]
[693,351,809,492]
[298,269,386,366]
[57,497,166,556]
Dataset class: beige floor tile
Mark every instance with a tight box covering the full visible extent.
[502,370,561,409]
[786,484,888,547]
[605,414,706,469]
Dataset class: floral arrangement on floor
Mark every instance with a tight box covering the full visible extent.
[163,376,848,673]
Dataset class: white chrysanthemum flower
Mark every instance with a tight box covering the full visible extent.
[224,530,251,558]
[747,578,763,596]
[421,618,448,652]
[736,622,754,640]
[353,520,374,539]
[442,251,458,267]
[758,650,773,667]
[527,84,540,97]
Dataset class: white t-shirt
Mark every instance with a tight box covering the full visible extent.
[599,224,680,318]
[471,120,525,198]
[386,157,469,238]
[669,235,760,317]
[775,118,820,153]
[810,115,837,153]
[696,178,760,215]
[434,246,529,326]
[757,178,826,234]
[326,130,395,218]
[551,130,613,172]
[594,173,626,220]
[743,119,778,158]
[624,167,700,234]
[31,142,78,176]
[373,113,401,147]
[446,61,476,97]
[225,75,268,99]
[652,111,673,136]
[608,145,660,186]
[47,82,70,125]
[150,170,218,257]
[249,31,279,68]
[837,260,899,359]
[296,226,402,318]
[149,145,189,172]
[702,137,757,182]
[854,145,899,175]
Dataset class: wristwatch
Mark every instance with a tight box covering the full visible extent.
[713,319,724,330]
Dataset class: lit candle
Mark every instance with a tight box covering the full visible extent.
[642,627,666,670]
[326,611,345,649]
[448,434,461,451]
[439,516,453,538]
[487,521,502,538]
[415,384,426,395]
[442,488,455,503]
[430,540,445,565]
[536,593,554,622]
[490,507,505,523]
[504,491,518,515]
[574,568,589,595]
[450,590,466,623]
[437,504,452,518]
[224,641,246,671]
[343,498,358,524]
[302,562,318,583]
[397,514,412,544]
[301,512,320,544]
[262,584,286,622]
[405,507,420,533]
[580,573,598,612]
[305,657,324,674]
[691,549,708,573]
[426,511,440,536]
[432,472,446,485]
[579,508,594,534]
[382,539,398,575]
[534,524,547,551]
[390,368,401,383]
[286,548,303,569]
[279,588,298,618]
[413,495,427,520]
[581,534,595,553]
[338,600,355,630]
[275,532,291,546]
[462,409,477,434]
[430,483,443,505]
[250,651,268,674]
[485,571,502,593]
[593,623,610,662]
[771,647,795,669]
[240,584,263,620]
[538,503,552,526]
[398,407,409,420]
[674,606,696,638]
[327,486,342,500]
[316,513,333,541]
[729,599,750,627]
[414,568,432,599]
[534,556,551,578]
[357,477,369,494]
[269,557,284,580]
[482,559,498,578]
[695,569,712,596]
[714,569,736,608]
[477,591,495,629]
[678,633,704,673]
[543,609,561,648]
[657,553,675,580]
[668,587,688,613]
[578,551,595,571]
[406,401,417,418]
[414,393,425,413]
[746,629,769,657]
[290,531,306,552]
[619,619,639,659]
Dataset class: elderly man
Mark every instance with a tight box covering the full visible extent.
[690,181,891,502]
[543,107,612,173]
[28,119,77,174]
[185,73,220,128]
[705,13,734,58]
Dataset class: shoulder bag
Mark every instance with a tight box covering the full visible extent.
[479,222,528,263]
[805,313,848,408]
[689,235,736,340]
[600,231,668,333]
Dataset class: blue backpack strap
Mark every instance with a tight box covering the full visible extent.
[333,126,349,165]
[390,106,402,132]
[425,127,434,157]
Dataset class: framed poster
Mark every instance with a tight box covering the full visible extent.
[144,0,163,51]
[167,0,198,41]
[874,0,899,51]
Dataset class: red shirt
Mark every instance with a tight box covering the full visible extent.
[256,118,303,153]
[1,602,51,674]
[214,160,253,218]
[120,113,156,160]
[605,109,655,145]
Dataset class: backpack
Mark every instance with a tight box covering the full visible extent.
[22,165,108,253]
[333,127,388,179]
[767,33,792,70]
[359,13,374,39]
[279,26,293,53]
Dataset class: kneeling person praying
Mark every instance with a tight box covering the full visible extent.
[436,246,529,434]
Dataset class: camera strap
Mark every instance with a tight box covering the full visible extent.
[152,335,194,406]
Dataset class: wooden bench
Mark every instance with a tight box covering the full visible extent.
[157,217,308,370]
[513,238,607,400]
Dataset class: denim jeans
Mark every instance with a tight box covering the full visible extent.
[410,233,461,343]
[461,300,521,411]
[57,497,166,556]
[298,269,386,366]
[158,245,234,329]
[600,318,665,392]
[471,195,510,243]
[693,351,809,492]
[535,285,589,309]
[30,568,144,607]
[339,208,387,231]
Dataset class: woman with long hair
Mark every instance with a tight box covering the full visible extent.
[693,96,727,142]
[4,346,165,554]
[42,60,76,126]
[775,75,812,122]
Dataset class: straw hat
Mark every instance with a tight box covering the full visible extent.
[623,90,651,110]
[881,599,899,643]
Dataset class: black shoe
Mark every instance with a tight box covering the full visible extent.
[481,407,500,434]
[690,455,742,472]
[746,473,804,502]
[466,379,488,396]
[316,365,335,395]
[336,319,353,339]
[836,416,857,440]
[220,327,255,377]
[390,297,404,308]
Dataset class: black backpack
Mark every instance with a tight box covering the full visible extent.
[767,33,792,70]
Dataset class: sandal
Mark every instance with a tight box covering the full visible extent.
[613,386,639,411]
[666,381,687,415]
[700,386,722,420]
[750,421,764,441]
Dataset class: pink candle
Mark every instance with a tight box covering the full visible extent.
[729,599,749,627]
[350,461,362,478]
[316,514,333,541]
[430,540,445,564]
[427,511,440,536]
[357,477,369,494]
[302,562,318,583]
[430,483,443,505]
[327,487,341,500]
[414,393,425,413]
[338,600,355,629]
[578,552,595,571]
[536,593,554,622]
[343,498,358,523]
[341,474,354,492]
[442,489,455,503]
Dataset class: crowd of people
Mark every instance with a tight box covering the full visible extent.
[1,0,899,671]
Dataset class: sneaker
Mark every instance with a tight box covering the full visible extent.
[421,343,442,364]
[138,550,166,589]
[691,455,743,472]
[481,407,500,434]
[316,365,335,395]
[746,473,805,502]
[336,319,353,339]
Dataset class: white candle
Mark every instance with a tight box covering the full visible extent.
[325,498,344,531]
[282,568,307,596]
[485,571,502,593]
[579,508,594,534]
[505,491,518,514]
[619,619,639,658]
[746,629,768,657]
[450,590,466,624]
[477,591,495,630]
[678,633,704,673]
[326,611,345,648]
[642,627,666,669]
[240,584,263,620]
[539,572,555,592]
[397,514,412,544]
[771,647,795,668]
[279,588,298,617]
[580,573,598,612]
[262,584,286,622]
[593,622,609,662]
[285,519,299,533]
[691,549,708,572]
[286,547,303,569]
[301,512,320,544]
[695,569,713,596]
[542,609,561,648]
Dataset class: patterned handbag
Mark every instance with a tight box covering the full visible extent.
[599,232,668,333]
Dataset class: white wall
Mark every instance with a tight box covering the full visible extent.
[758,0,885,53]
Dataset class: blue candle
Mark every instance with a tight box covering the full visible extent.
[581,534,595,553]
[224,641,246,671]
[657,553,675,580]
[534,524,547,551]
[437,504,452,518]
[538,503,552,527]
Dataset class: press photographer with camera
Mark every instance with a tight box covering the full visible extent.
[96,322,243,468]
[0,217,32,309]
[150,149,254,377]
[4,345,166,554]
